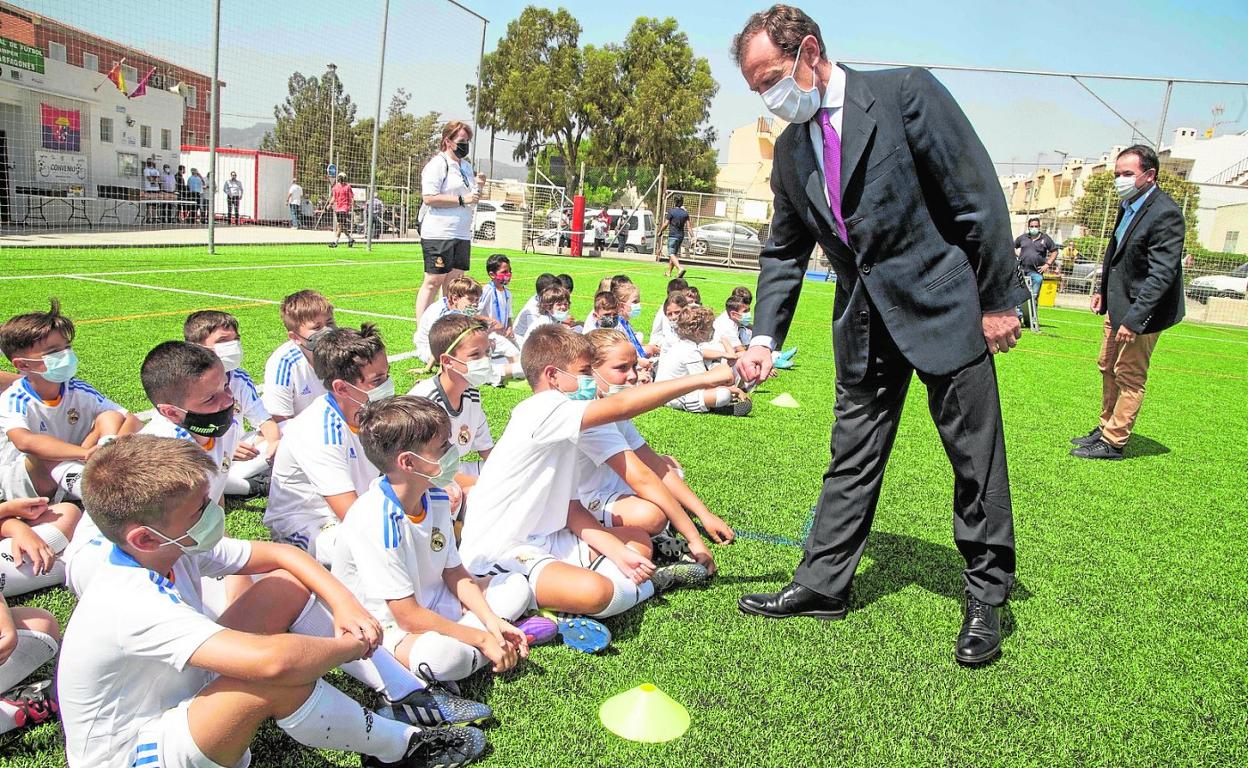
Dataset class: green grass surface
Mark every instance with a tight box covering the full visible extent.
[1,244,1246,767]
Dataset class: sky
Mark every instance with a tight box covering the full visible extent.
[16,0,1248,173]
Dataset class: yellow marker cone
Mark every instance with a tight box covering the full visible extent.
[770,392,800,408]
[598,683,690,743]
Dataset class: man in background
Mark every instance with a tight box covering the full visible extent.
[1014,216,1057,331]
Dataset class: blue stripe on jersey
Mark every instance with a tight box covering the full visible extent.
[383,498,403,549]
[174,425,191,440]
[277,348,302,386]
[147,571,182,604]
[7,391,31,415]
[67,380,107,403]
[322,407,342,446]
[427,488,450,501]
[132,755,159,767]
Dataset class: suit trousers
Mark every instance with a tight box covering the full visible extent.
[793,316,1017,606]
[1097,318,1160,448]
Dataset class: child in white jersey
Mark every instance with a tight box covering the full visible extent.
[0,493,80,596]
[514,284,570,349]
[459,325,728,645]
[58,434,486,768]
[265,325,389,565]
[334,396,530,683]
[655,305,752,417]
[512,273,560,341]
[413,276,480,365]
[184,310,281,496]
[262,290,335,422]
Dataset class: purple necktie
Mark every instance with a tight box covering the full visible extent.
[816,108,847,243]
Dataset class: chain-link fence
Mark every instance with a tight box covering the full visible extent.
[0,0,485,248]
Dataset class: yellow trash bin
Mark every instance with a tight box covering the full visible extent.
[1039,275,1059,307]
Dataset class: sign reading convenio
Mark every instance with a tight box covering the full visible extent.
[0,37,44,74]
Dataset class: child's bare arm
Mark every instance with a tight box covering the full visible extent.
[582,365,733,430]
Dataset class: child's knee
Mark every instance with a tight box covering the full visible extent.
[50,501,83,532]
[585,572,616,613]
[633,501,667,534]
[408,632,477,682]
[15,607,60,640]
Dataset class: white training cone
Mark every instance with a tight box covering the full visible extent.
[770,392,800,408]
[598,683,690,743]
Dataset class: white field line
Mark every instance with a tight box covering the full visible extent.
[0,258,426,281]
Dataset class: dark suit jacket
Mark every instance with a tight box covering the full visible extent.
[1097,187,1185,334]
[755,65,1028,384]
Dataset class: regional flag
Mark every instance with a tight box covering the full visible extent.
[106,61,126,93]
[129,67,155,99]
[40,104,81,152]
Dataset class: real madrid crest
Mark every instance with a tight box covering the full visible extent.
[457,424,471,446]
[67,408,80,425]
[430,527,447,552]
[435,256,446,268]
[221,456,231,472]
[588,498,602,513]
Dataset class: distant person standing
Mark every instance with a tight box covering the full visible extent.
[187,168,206,223]
[224,171,244,225]
[415,121,482,320]
[657,194,690,278]
[174,165,188,222]
[142,159,161,193]
[1014,216,1057,331]
[159,165,177,224]
[286,178,303,229]
[329,172,355,248]
[1071,145,1185,461]
[592,210,609,254]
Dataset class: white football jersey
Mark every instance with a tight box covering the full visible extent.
[262,340,325,419]
[0,377,128,467]
[408,376,493,458]
[139,414,241,503]
[227,367,270,426]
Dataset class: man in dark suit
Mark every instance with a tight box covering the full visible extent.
[730,5,1028,665]
[1071,144,1184,460]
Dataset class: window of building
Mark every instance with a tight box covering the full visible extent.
[47,41,66,62]
[122,64,138,86]
[99,117,113,143]
[161,128,172,151]
[118,152,139,178]
[184,85,197,109]
[1225,232,1240,253]
[140,125,151,148]
[82,52,99,72]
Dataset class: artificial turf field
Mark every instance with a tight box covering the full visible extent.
[1,243,1245,768]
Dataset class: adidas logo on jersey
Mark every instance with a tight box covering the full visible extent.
[300,385,312,395]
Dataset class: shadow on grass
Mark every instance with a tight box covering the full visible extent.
[1125,433,1170,458]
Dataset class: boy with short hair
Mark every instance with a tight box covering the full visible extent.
[413,276,482,365]
[59,434,485,768]
[582,291,620,334]
[265,325,390,565]
[184,309,282,496]
[512,273,560,340]
[0,300,142,504]
[656,305,752,417]
[515,285,571,348]
[459,325,730,629]
[409,315,494,486]
[719,287,797,368]
[478,254,514,337]
[0,595,59,735]
[263,290,336,422]
[334,396,531,683]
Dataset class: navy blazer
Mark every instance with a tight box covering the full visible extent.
[1097,187,1185,334]
[755,65,1028,384]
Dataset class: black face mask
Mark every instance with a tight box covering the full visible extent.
[453,141,470,159]
[180,404,234,439]
[598,314,619,328]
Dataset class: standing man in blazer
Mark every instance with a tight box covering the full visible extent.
[1071,145,1184,460]
[731,5,1029,665]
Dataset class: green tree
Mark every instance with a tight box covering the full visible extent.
[372,89,441,192]
[261,68,363,197]
[1074,169,1201,252]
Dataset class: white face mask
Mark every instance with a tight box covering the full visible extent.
[1114,175,1142,200]
[761,44,823,124]
[212,340,243,372]
[346,377,395,406]
[450,355,494,388]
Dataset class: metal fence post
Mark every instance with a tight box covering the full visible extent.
[207,0,221,255]
[366,0,390,252]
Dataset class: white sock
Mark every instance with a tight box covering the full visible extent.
[1,525,69,597]
[480,572,531,623]
[50,461,85,501]
[407,631,482,683]
[288,598,422,700]
[589,558,655,618]
[275,679,414,764]
[0,629,57,694]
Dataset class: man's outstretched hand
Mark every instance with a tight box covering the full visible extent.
[734,345,774,386]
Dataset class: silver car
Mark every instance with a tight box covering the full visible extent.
[690,222,764,259]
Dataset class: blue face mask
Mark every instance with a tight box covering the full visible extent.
[629,303,642,320]
[552,309,570,322]
[38,348,79,383]
[557,368,598,401]
[738,312,754,327]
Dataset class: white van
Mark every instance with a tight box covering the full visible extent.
[581,208,654,253]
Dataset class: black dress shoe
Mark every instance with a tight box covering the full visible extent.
[738,582,847,620]
[955,594,1002,665]
[1070,439,1124,460]
[1070,426,1103,446]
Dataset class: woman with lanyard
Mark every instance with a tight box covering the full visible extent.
[415,121,485,323]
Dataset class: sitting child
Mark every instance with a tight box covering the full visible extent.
[581,291,620,334]
[334,396,530,684]
[584,328,735,547]
[59,434,486,768]
[0,300,143,504]
[717,287,797,369]
[655,306,752,417]
[265,325,389,565]
[184,310,282,496]
[512,273,559,341]
[652,290,689,353]
[514,284,570,349]
[0,594,59,735]
[458,325,730,648]
[0,494,81,596]
[414,276,481,365]
[263,290,336,423]
[650,279,688,350]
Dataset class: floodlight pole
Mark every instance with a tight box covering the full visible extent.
[207,0,220,255]
[366,0,390,252]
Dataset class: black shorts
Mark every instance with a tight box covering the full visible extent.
[334,210,351,226]
[421,238,471,275]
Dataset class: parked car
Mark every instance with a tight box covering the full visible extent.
[1064,259,1103,294]
[1187,263,1248,303]
[690,222,764,259]
[472,200,500,240]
